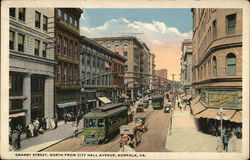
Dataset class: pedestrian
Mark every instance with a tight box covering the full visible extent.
[43,117,47,130]
[216,136,222,152]
[54,114,58,129]
[28,123,34,137]
[73,123,78,137]
[64,114,68,124]
[229,132,238,152]
[11,130,18,150]
[16,125,22,149]
[222,133,230,152]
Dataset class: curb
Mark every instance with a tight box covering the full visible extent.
[38,130,83,152]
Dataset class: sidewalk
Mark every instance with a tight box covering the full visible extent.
[17,120,83,152]
[165,103,242,152]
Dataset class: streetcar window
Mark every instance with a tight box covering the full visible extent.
[84,119,89,128]
[98,119,104,127]
[89,119,96,128]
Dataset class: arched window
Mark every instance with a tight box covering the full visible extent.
[227,53,236,76]
[212,56,217,77]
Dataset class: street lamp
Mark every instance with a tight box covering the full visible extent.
[216,108,227,143]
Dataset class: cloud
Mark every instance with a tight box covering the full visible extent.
[80,17,192,80]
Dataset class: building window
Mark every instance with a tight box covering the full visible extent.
[57,9,62,18]
[18,34,24,52]
[42,42,47,57]
[123,41,128,49]
[64,13,68,23]
[43,16,48,31]
[69,40,73,57]
[10,8,16,17]
[81,54,85,65]
[18,8,25,21]
[64,38,68,56]
[87,55,90,65]
[35,11,41,28]
[212,20,217,40]
[74,19,78,28]
[69,16,73,25]
[58,64,61,84]
[115,41,119,49]
[124,51,128,57]
[125,65,128,72]
[212,56,217,77]
[34,40,40,56]
[69,65,73,81]
[74,65,78,82]
[57,35,62,55]
[227,53,236,76]
[74,43,78,59]
[226,14,236,35]
[64,65,67,84]
[9,31,15,49]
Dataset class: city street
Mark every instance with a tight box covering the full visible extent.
[43,100,172,152]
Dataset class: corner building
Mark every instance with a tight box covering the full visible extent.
[191,9,242,132]
[9,8,55,127]
[54,8,83,120]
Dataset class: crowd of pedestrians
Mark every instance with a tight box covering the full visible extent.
[9,117,58,150]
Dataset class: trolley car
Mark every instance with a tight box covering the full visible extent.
[152,95,164,109]
[82,103,128,145]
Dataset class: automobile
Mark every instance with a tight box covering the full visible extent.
[138,103,148,109]
[163,106,171,113]
[134,116,148,132]
[136,105,144,113]
[119,125,142,148]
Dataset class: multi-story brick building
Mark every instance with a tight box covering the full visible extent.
[191,9,242,130]
[54,8,83,120]
[180,39,193,96]
[140,43,151,94]
[149,53,156,90]
[92,37,146,100]
[9,8,55,128]
[80,36,125,111]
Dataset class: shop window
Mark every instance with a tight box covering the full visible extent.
[227,53,236,76]
[10,73,23,96]
[9,30,15,50]
[42,42,47,57]
[18,34,24,52]
[34,39,40,56]
[43,15,48,31]
[18,8,25,22]
[212,56,217,77]
[226,14,236,35]
[10,8,16,17]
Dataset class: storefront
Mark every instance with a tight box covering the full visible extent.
[9,110,26,131]
[57,102,77,120]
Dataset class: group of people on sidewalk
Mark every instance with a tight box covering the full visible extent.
[9,116,58,150]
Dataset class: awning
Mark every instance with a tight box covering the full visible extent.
[97,97,111,104]
[191,96,200,106]
[229,111,242,123]
[87,99,97,103]
[120,94,129,99]
[9,112,26,118]
[57,102,77,108]
[191,101,206,115]
[195,108,236,120]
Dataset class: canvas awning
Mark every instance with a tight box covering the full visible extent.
[194,108,236,120]
[120,94,129,99]
[191,96,200,106]
[191,101,206,115]
[229,111,242,123]
[97,97,111,104]
[87,99,97,103]
[57,102,77,108]
[9,112,26,118]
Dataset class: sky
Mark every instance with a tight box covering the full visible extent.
[80,8,193,80]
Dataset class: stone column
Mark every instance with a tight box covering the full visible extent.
[44,77,54,119]
[23,74,31,125]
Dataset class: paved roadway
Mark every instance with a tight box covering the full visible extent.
[43,98,171,152]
